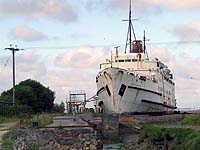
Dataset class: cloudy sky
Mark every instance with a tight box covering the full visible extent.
[0,0,200,108]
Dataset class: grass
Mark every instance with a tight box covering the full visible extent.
[0,116,20,149]
[141,125,200,150]
[24,113,53,127]
[181,114,200,126]
[2,125,18,150]
[0,117,19,124]
[1,114,53,150]
[37,114,53,126]
[29,144,39,150]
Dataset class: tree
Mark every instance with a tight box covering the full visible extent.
[0,79,55,113]
[53,101,65,113]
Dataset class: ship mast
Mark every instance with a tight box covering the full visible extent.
[124,0,136,53]
[143,30,149,60]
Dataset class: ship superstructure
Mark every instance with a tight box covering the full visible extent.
[96,1,176,114]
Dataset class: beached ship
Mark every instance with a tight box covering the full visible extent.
[96,1,176,114]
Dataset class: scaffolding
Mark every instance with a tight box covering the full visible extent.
[66,90,86,113]
[66,90,99,113]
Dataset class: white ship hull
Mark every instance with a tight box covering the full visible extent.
[96,67,176,114]
[96,1,176,114]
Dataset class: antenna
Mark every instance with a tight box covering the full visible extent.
[111,50,113,68]
[143,30,149,60]
[114,46,120,58]
[144,30,146,54]
[129,0,132,53]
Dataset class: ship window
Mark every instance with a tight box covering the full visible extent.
[98,101,104,107]
[105,85,111,96]
[157,62,159,67]
[139,76,146,81]
[118,84,127,97]
[125,59,131,62]
[132,59,137,62]
[119,60,124,62]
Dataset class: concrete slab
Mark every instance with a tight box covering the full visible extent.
[46,115,91,130]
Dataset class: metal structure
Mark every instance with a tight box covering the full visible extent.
[123,0,137,53]
[0,101,13,116]
[66,90,99,113]
[0,101,13,106]
[66,90,86,113]
[4,44,22,106]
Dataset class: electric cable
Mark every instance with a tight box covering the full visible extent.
[0,54,11,74]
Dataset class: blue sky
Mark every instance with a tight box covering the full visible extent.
[0,0,200,108]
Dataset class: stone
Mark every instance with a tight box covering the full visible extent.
[102,114,119,140]
[85,147,90,150]
[64,145,70,150]
[13,124,102,150]
[85,141,90,146]
[76,143,83,149]
[36,139,48,147]
[91,138,97,145]
[90,144,97,150]
[84,134,91,141]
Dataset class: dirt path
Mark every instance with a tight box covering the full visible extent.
[0,122,17,150]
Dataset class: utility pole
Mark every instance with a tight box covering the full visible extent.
[5,44,22,106]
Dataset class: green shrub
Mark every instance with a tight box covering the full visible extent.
[2,126,18,150]
[38,114,53,126]
[182,115,200,126]
[0,117,19,124]
[141,125,164,142]
[141,125,200,150]
[0,105,33,117]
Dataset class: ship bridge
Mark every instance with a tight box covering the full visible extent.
[100,53,158,78]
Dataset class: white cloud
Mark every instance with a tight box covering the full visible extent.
[82,0,106,12]
[174,22,200,41]
[0,0,77,22]
[69,33,89,40]
[0,49,100,104]
[52,46,112,102]
[11,25,47,42]
[0,51,47,93]
[55,46,109,69]
[108,0,200,12]
[16,52,47,79]
[45,69,97,101]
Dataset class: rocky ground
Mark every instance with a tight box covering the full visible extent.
[14,127,103,150]
[12,114,192,150]
[122,139,166,150]
[12,115,104,150]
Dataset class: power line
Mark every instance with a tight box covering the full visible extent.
[147,40,200,45]
[0,50,9,54]
[21,40,200,50]
[23,44,117,50]
[0,54,11,74]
